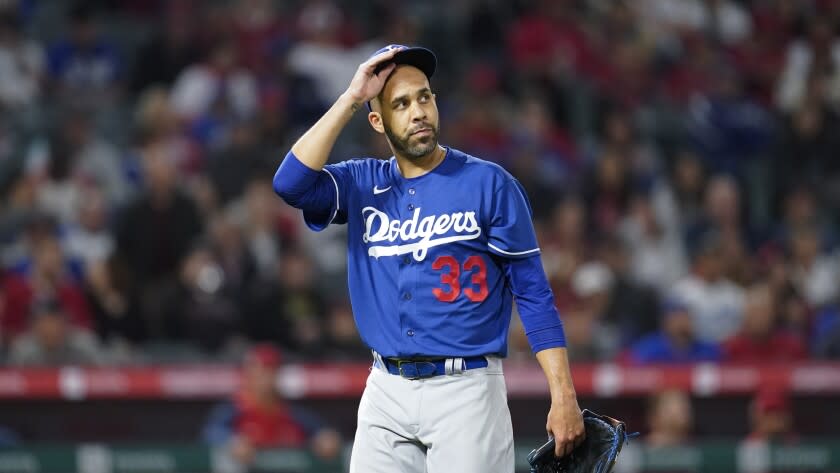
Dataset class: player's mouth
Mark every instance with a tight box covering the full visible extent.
[410,127,433,137]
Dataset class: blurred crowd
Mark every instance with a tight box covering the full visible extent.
[0,0,839,366]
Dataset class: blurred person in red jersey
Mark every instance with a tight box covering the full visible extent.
[745,389,796,443]
[646,389,694,447]
[723,283,806,363]
[203,345,341,467]
[1,227,93,342]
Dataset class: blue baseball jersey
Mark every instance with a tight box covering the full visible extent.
[276,147,556,358]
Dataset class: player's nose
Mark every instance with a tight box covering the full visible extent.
[409,101,427,121]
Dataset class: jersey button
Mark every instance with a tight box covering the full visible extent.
[403,256,411,264]
[408,188,416,195]
[406,329,415,337]
[403,292,412,300]
[408,204,415,210]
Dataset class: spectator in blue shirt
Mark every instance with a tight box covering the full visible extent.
[46,4,121,106]
[627,298,722,364]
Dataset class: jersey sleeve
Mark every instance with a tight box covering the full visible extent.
[273,152,352,231]
[486,179,541,258]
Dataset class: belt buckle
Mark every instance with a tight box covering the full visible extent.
[397,360,438,379]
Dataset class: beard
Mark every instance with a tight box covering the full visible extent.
[384,122,439,160]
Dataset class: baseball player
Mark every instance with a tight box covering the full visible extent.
[273,45,584,473]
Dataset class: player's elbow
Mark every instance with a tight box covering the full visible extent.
[272,166,299,206]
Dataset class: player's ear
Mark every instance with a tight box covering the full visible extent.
[368,111,385,134]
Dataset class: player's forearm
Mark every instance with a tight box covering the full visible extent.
[290,93,361,171]
[536,347,578,402]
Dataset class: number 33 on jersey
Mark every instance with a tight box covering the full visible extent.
[302,147,541,358]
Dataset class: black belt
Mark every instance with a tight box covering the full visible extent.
[381,356,488,379]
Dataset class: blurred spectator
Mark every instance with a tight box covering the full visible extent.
[46,4,121,106]
[177,241,243,352]
[541,197,589,313]
[661,34,718,104]
[565,262,620,361]
[202,344,341,466]
[646,389,694,447]
[63,186,114,270]
[507,95,577,185]
[813,305,840,359]
[0,10,43,110]
[464,0,506,59]
[626,297,721,364]
[170,39,258,141]
[134,87,199,176]
[286,1,361,104]
[1,233,92,340]
[231,0,287,76]
[84,254,145,347]
[686,66,775,178]
[774,102,839,202]
[595,108,658,178]
[37,110,128,213]
[620,191,688,292]
[722,283,807,363]
[787,224,838,309]
[583,150,632,235]
[114,142,203,339]
[688,174,752,261]
[671,234,745,343]
[506,0,600,84]
[667,151,707,232]
[745,389,795,442]
[776,17,840,112]
[449,92,510,165]
[130,5,202,94]
[209,214,257,296]
[769,185,834,251]
[244,251,326,357]
[8,298,103,366]
[236,178,299,276]
[776,279,812,340]
[207,120,272,206]
[596,236,661,344]
[322,299,368,360]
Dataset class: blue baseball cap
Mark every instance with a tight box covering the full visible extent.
[366,44,437,111]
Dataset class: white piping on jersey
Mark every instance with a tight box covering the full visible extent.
[487,243,540,256]
[323,168,340,224]
[368,233,482,260]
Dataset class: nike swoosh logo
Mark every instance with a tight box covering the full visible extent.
[373,185,392,195]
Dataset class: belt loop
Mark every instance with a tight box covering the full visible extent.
[445,358,454,375]
[447,357,465,374]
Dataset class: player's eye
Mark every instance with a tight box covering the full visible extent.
[419,94,430,103]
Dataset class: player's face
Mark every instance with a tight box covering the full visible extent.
[376,66,439,160]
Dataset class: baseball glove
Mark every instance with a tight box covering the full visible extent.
[527,409,629,473]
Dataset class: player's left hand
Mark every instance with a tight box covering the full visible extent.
[546,395,585,458]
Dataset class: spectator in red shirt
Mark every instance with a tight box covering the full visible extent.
[1,234,93,341]
[745,389,796,443]
[723,283,807,363]
[202,345,341,468]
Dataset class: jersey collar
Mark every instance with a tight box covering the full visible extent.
[389,146,462,184]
